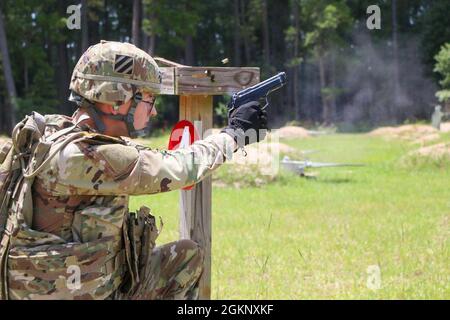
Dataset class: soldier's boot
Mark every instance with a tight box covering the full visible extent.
[139,239,204,300]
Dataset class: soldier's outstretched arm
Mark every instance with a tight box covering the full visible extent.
[41,133,236,195]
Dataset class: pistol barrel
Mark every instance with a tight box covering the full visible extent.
[235,72,286,99]
[230,72,287,110]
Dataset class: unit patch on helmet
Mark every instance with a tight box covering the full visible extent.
[114,54,134,75]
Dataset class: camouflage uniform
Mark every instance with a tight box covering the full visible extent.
[4,113,234,300]
[2,41,236,300]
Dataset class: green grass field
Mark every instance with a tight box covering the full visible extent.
[130,131,449,299]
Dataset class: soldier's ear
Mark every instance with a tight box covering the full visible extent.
[96,101,131,115]
[98,104,117,115]
[93,103,113,115]
[118,99,133,114]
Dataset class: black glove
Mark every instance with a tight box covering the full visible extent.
[221,100,268,147]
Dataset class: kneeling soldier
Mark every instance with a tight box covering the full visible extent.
[0,41,267,300]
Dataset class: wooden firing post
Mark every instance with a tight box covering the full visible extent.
[155,57,260,299]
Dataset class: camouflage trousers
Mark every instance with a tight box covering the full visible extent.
[112,239,204,300]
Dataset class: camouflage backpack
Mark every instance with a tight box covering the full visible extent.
[0,112,159,300]
[0,112,98,299]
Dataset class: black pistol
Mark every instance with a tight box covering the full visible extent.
[228,72,287,113]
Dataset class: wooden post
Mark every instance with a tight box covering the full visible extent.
[156,59,259,300]
[179,95,213,300]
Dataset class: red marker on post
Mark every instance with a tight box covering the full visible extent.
[168,120,199,190]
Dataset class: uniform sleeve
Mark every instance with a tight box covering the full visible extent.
[40,133,236,196]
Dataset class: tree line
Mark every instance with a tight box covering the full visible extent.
[0,0,449,135]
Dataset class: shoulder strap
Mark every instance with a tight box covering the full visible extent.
[0,112,87,300]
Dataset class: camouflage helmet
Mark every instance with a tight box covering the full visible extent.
[69,40,162,106]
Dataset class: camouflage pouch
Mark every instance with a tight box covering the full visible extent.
[7,233,126,300]
[120,206,160,296]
